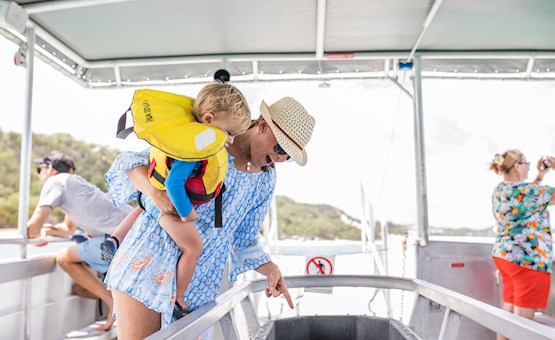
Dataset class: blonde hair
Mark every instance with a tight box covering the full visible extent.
[193,81,251,135]
[489,149,524,175]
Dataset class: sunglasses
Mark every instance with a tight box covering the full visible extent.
[273,144,291,161]
[36,164,48,174]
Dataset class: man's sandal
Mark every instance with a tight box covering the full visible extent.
[100,236,120,264]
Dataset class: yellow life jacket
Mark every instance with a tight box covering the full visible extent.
[116,89,228,227]
[148,143,227,201]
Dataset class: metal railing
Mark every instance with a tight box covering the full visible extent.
[1,256,554,340]
[147,275,555,340]
[0,255,56,284]
[0,235,76,265]
[0,235,73,245]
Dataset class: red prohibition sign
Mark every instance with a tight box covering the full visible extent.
[306,256,333,275]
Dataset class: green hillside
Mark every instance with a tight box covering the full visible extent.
[0,130,363,239]
[1,130,493,239]
[276,196,361,240]
[0,130,120,227]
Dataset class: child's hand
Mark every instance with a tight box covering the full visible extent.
[181,208,199,222]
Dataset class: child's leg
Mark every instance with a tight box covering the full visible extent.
[100,207,142,264]
[158,215,203,309]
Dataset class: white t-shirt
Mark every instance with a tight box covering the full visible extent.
[38,173,133,237]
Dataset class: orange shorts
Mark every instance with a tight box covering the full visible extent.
[493,257,551,309]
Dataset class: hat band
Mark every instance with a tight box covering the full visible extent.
[271,118,303,150]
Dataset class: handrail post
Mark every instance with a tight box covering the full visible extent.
[219,312,240,340]
[17,25,36,260]
[411,55,430,247]
[438,307,462,340]
[240,295,260,337]
[18,25,36,340]
[408,294,428,335]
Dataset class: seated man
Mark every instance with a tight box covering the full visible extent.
[27,151,133,331]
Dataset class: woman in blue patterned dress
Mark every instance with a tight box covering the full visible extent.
[490,149,555,340]
[104,97,316,339]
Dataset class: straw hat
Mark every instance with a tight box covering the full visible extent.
[260,97,315,166]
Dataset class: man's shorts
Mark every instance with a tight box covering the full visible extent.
[76,234,110,274]
[493,256,551,309]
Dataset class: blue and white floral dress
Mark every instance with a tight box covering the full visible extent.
[104,150,274,327]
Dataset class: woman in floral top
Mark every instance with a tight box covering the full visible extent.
[490,149,555,339]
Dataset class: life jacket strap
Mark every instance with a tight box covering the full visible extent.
[137,191,146,211]
[140,185,225,228]
[150,168,166,186]
[148,156,176,188]
[116,108,135,139]
[146,157,225,228]
[186,190,216,202]
[214,184,225,228]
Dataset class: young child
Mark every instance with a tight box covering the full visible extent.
[101,81,251,314]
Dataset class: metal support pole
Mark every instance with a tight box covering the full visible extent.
[240,296,261,338]
[315,0,326,59]
[17,26,36,259]
[23,278,32,340]
[438,307,463,340]
[411,55,429,247]
[381,221,392,317]
[16,25,36,340]
[360,183,368,252]
[367,202,375,243]
[219,312,239,340]
[408,294,429,335]
[407,0,445,62]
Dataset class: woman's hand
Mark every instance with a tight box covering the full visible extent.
[127,166,176,215]
[257,262,294,309]
[537,156,554,178]
[544,156,555,170]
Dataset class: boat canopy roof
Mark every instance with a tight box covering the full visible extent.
[2,0,555,88]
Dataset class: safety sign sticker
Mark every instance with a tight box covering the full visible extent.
[305,256,334,275]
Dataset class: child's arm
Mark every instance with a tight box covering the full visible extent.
[111,207,142,242]
[127,166,176,214]
[165,160,199,221]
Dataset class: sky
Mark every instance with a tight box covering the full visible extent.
[3,36,555,231]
